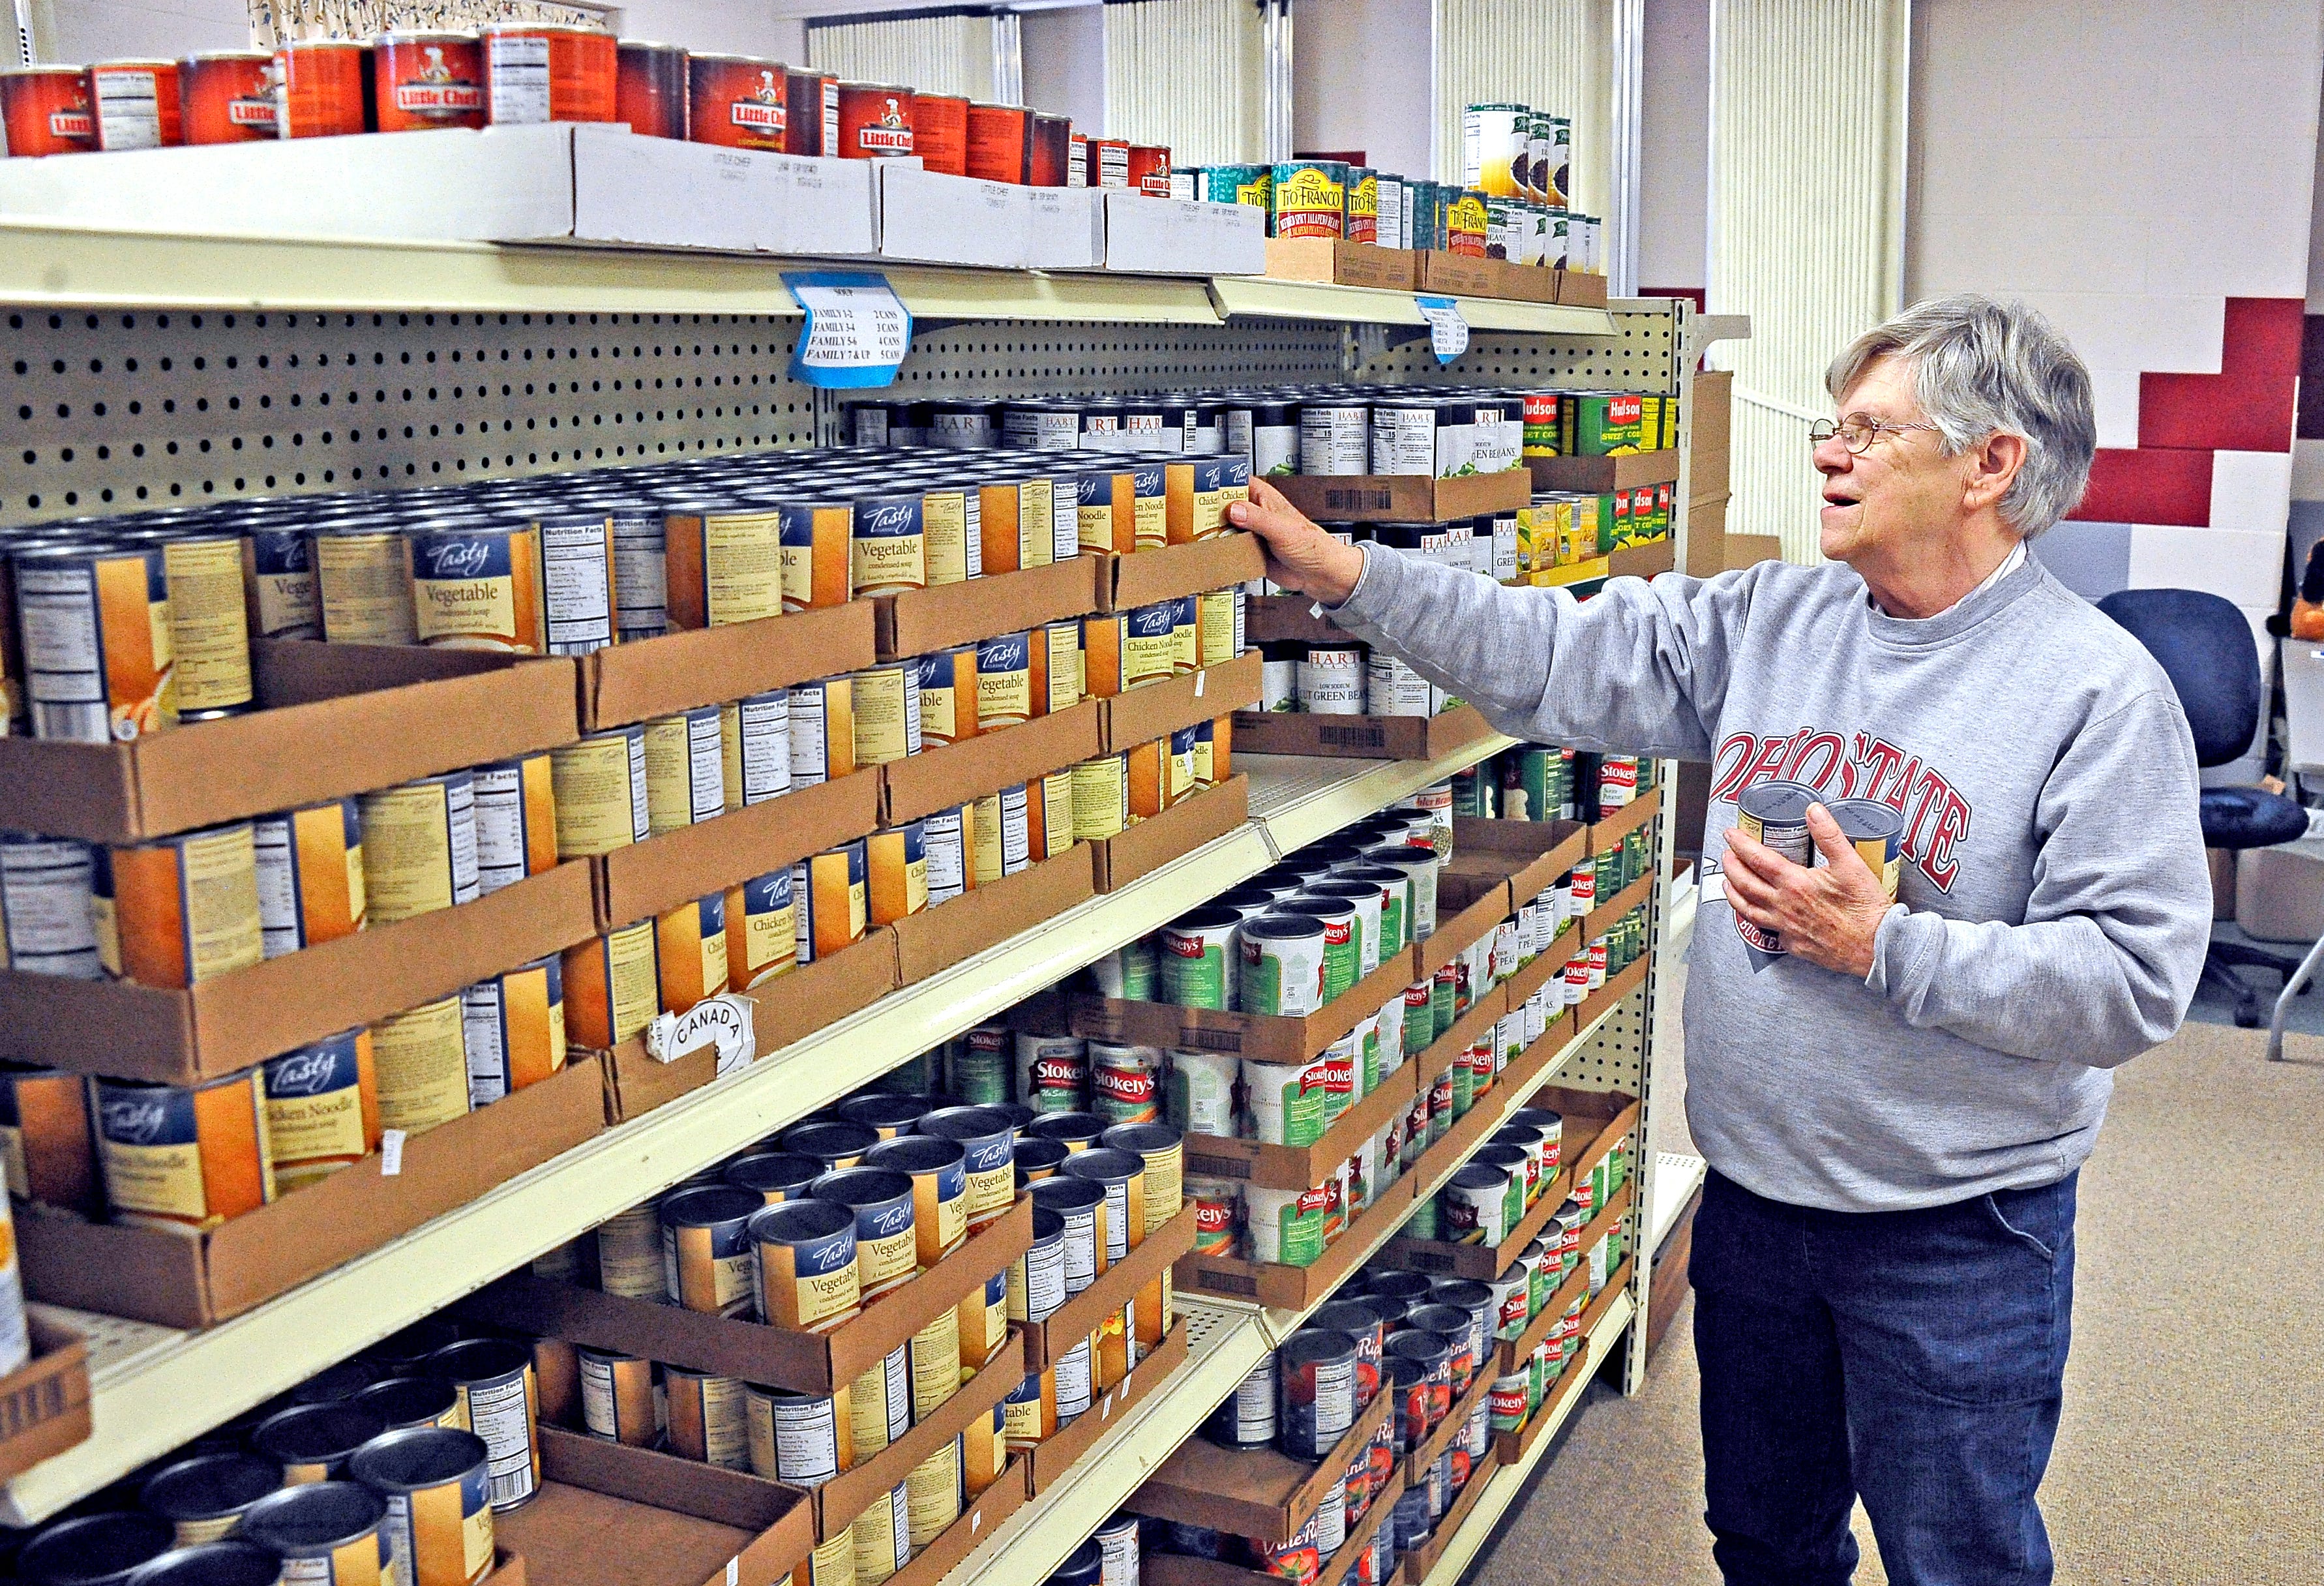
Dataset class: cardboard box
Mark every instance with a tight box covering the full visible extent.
[1262,237,1420,292]
[1446,818,1588,914]
[1416,252,1550,303]
[880,700,1104,827]
[595,931,901,1122]
[466,1197,1034,1396]
[0,859,597,1084]
[1103,194,1268,276]
[0,1317,91,1480]
[1244,597,1346,646]
[1090,775,1249,893]
[1554,269,1609,307]
[1723,533,1782,573]
[1128,1366,1392,1542]
[874,558,1105,661]
[892,848,1095,985]
[1492,924,1579,1021]
[876,163,1030,267]
[1491,1332,1593,1468]
[1606,540,1676,583]
[1024,1204,1197,1371]
[1229,704,1497,764]
[887,1455,1029,1586]
[1179,1053,1416,1190]
[1101,537,1268,613]
[595,770,882,931]
[1101,654,1262,752]
[814,1328,1025,1537]
[1396,1445,1499,1585]
[0,640,577,844]
[1691,372,1733,456]
[1269,472,1530,525]
[1588,788,1661,854]
[1069,936,1418,1067]
[1523,451,1682,493]
[1573,954,1651,1033]
[18,1053,604,1327]
[584,604,878,730]
[1024,1318,1189,1495]
[1025,187,1106,271]
[1181,1170,1418,1309]
[499,1429,814,1586]
[1493,1182,1632,1377]
[1683,496,1731,578]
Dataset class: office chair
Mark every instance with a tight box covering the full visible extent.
[2099,588,2313,1030]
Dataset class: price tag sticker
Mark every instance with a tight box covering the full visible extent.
[1416,295,1469,364]
[646,994,756,1076]
[380,1130,406,1177]
[782,271,913,389]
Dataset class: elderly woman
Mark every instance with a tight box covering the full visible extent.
[1231,294,2209,1586]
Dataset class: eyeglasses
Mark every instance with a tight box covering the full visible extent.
[1808,413,1943,454]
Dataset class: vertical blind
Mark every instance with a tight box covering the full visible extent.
[1709,0,1907,562]
[1431,0,1607,216]
[1103,0,1266,164]
[807,11,997,101]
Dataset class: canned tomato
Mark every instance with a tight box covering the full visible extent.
[240,1479,388,1584]
[350,1427,495,1586]
[14,542,175,743]
[1446,189,1490,257]
[615,40,688,138]
[87,59,181,149]
[1279,1327,1357,1459]
[110,823,263,987]
[276,38,368,138]
[96,1071,273,1229]
[483,23,616,124]
[725,867,798,989]
[374,33,486,131]
[837,82,914,157]
[964,101,1032,182]
[462,955,565,1106]
[0,66,97,156]
[785,68,839,155]
[550,725,649,857]
[688,53,787,149]
[262,1029,380,1192]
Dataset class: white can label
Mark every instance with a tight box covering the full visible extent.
[488,34,552,123]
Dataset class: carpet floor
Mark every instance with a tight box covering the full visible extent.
[1467,964,2324,1586]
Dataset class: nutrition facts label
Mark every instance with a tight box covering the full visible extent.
[783,272,913,387]
[486,34,551,124]
[466,1373,539,1506]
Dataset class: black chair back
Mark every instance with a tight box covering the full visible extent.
[2096,588,2260,769]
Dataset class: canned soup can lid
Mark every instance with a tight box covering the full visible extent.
[352,1377,459,1428]
[348,1426,489,1491]
[1408,1304,1473,1336]
[1028,1206,1064,1243]
[1735,779,1819,824]
[140,1453,283,1522]
[1060,1146,1142,1186]
[749,1197,856,1242]
[1432,1278,1493,1308]
[1311,1300,1382,1338]
[19,1512,177,1586]
[1026,1111,1105,1144]
[121,1542,283,1586]
[1167,905,1244,935]
[238,1482,389,1556]
[426,1336,533,1383]
[807,1165,914,1210]
[1242,912,1326,942]
[1028,1175,1105,1214]
[1383,1330,1451,1365]
[251,1401,389,1465]
[1279,1327,1357,1369]
[1099,1121,1180,1155]
[782,1120,882,1163]
[1826,797,1906,839]
[1013,1138,1069,1173]
[917,1105,1016,1145]
[836,1093,936,1133]
[724,1151,824,1196]
[863,1134,965,1175]
[661,1183,766,1229]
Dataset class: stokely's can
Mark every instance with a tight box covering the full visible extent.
[0,66,97,157]
[481,23,616,124]
[374,33,486,132]
[238,1479,389,1585]
[140,1451,284,1545]
[427,1337,541,1511]
[349,1427,495,1586]
[1239,912,1328,1017]
[110,823,263,987]
[360,771,480,925]
[836,81,914,158]
[562,917,660,1049]
[794,837,868,965]
[261,1028,380,1193]
[642,705,726,835]
[724,867,799,990]
[660,1183,762,1318]
[13,542,176,743]
[788,675,858,788]
[614,40,689,139]
[747,1196,862,1332]
[785,68,840,155]
[550,725,650,858]
[687,54,787,149]
[811,1165,917,1299]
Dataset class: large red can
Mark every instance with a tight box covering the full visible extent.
[179,51,275,144]
[1030,113,1071,187]
[913,92,968,176]
[1084,136,1129,189]
[88,59,182,149]
[1,66,97,156]
[687,53,786,149]
[1127,144,1172,197]
[784,69,837,155]
[616,40,688,139]
[482,23,616,124]
[373,33,485,131]
[835,82,913,158]
[275,38,369,138]
[962,101,1030,183]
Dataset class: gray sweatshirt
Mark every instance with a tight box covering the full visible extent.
[1330,546,2210,1212]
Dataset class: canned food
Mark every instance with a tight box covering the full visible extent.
[614,40,688,139]
[1060,1146,1145,1264]
[239,527,320,640]
[912,91,968,175]
[811,1165,917,1299]
[1270,160,1347,239]
[749,1197,863,1332]
[155,533,252,720]
[785,68,840,155]
[360,773,480,925]
[251,1399,389,1486]
[1732,779,1817,970]
[261,1029,380,1192]
[239,1480,389,1585]
[1238,912,1328,1016]
[428,1338,541,1511]
[371,992,473,1135]
[641,706,725,835]
[970,784,1030,883]
[850,1345,911,1454]
[794,838,868,965]
[575,1347,658,1446]
[349,1427,495,1586]
[850,661,921,768]
[0,66,97,157]
[837,82,914,158]
[1278,1328,1357,1459]
[863,1133,966,1265]
[482,23,616,124]
[550,726,650,857]
[14,543,175,742]
[469,756,556,899]
[562,919,660,1049]
[725,868,798,989]
[96,1071,275,1229]
[374,33,486,132]
[656,893,728,1017]
[964,101,1032,183]
[724,1148,821,1204]
[275,39,367,138]
[688,53,787,149]
[1244,1181,1331,1266]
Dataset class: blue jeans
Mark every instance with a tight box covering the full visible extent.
[1690,1166,2078,1586]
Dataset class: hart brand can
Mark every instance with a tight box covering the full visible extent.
[576,1347,659,1446]
[655,892,728,1017]
[563,918,660,1049]
[688,53,787,149]
[261,1029,380,1192]
[240,1478,389,1583]
[663,1368,751,1471]
[372,992,474,1135]
[428,1338,540,1511]
[850,492,925,596]
[721,689,793,808]
[1731,779,1817,970]
[275,38,367,138]
[1,65,97,156]
[788,675,857,788]
[1299,644,1365,714]
[374,33,486,131]
[850,661,921,768]
[14,543,176,743]
[642,706,725,835]
[785,68,841,155]
[350,1427,494,1586]
[86,58,180,149]
[912,646,977,749]
[837,82,914,157]
[471,755,556,898]
[726,868,799,989]
[462,955,565,1107]
[140,1452,280,1545]
[110,824,263,987]
[614,39,688,138]
[748,1197,862,1331]
[482,23,616,123]
[812,1165,917,1299]
[550,726,650,857]
[1270,160,1347,238]
[794,838,868,965]
[661,1184,762,1317]
[913,91,968,175]
[360,773,480,925]
[965,100,1032,182]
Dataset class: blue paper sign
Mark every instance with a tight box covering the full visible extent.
[1415,295,1469,364]
[782,271,912,389]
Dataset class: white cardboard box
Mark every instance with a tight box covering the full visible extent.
[1100,192,1266,276]
[1024,187,1105,270]
[567,125,876,256]
[873,160,1028,268]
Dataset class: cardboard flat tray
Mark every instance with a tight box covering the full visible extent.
[0,858,597,1083]
[18,1053,605,1328]
[595,770,882,931]
[583,603,880,730]
[1090,777,1249,893]
[1416,251,1551,303]
[1022,1319,1189,1495]
[880,700,1105,827]
[1100,537,1268,612]
[1180,1169,1418,1309]
[1069,937,1421,1066]
[1446,818,1588,916]
[1522,451,1682,492]
[1024,1204,1199,1371]
[1129,1366,1392,1541]
[1229,704,1497,764]
[1587,787,1661,852]
[1244,597,1346,646]
[1100,655,1262,752]
[1491,1186,1631,1377]
[1395,1443,1500,1585]
[1268,472,1530,524]
[0,641,577,843]
[893,847,1096,985]
[1262,237,1421,292]
[874,558,1106,661]
[0,1318,93,1481]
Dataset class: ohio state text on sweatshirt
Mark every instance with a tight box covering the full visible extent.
[1329,547,2210,1212]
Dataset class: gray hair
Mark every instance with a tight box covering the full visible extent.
[1826,293,2096,537]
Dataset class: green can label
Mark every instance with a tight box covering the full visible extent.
[1159,925,1230,1010]
[1275,1185,1332,1267]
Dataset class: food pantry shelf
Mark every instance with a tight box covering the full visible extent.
[1209,275,1618,336]
[1243,736,1520,858]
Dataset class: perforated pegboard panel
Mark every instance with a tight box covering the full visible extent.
[892,317,1346,399]
[1566,983,1649,1094]
[1355,305,1684,393]
[2,308,820,528]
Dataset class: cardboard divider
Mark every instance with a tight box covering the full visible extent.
[1491,1185,1631,1377]
[1605,540,1676,582]
[893,848,1095,985]
[1024,1317,1189,1496]
[1262,237,1420,292]
[1182,1058,1418,1191]
[1092,776,1249,893]
[1416,251,1553,303]
[817,1327,1027,1537]
[481,1551,525,1586]
[1182,1166,1418,1309]
[1229,705,1497,764]
[1268,471,1531,525]
[0,1318,91,1480]
[584,603,878,730]
[499,1428,815,1586]
[1101,536,1268,612]
[874,558,1105,661]
[1573,954,1651,1032]
[1321,1469,1405,1586]
[0,858,598,1083]
[1581,873,1656,944]
[1421,873,1514,978]
[1555,270,1609,308]
[1487,924,1577,1017]
[1025,1204,1198,1371]
[464,1197,1034,1398]
[1401,1353,1494,1490]
[1244,597,1347,646]
[1587,788,1661,853]
[595,770,882,930]
[893,1452,1031,1586]
[19,1053,606,1327]
[1129,1366,1392,1542]
[1447,818,1588,911]
[880,701,1105,826]
[0,641,579,844]
[1491,1332,1596,1470]
[1410,984,1510,1092]
[1523,451,1682,493]
[1069,936,1419,1066]
[1101,653,1263,751]
[1396,1442,1501,1585]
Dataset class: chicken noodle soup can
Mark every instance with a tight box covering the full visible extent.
[348,1427,494,1586]
[95,1072,275,1231]
[262,1030,380,1193]
[461,955,565,1107]
[795,839,869,965]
